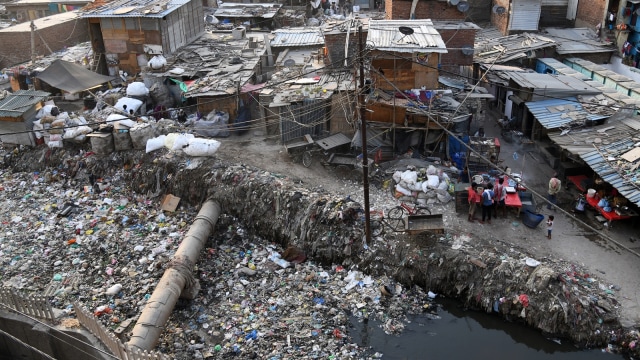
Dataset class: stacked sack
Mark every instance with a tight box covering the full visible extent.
[392,165,452,205]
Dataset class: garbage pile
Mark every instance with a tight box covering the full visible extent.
[0,144,638,358]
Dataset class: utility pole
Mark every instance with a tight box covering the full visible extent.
[30,20,36,65]
[358,24,371,245]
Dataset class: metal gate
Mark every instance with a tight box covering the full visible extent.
[509,0,542,31]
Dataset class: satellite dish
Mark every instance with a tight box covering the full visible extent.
[448,0,460,5]
[399,26,414,36]
[461,45,474,56]
[492,5,506,14]
[205,14,219,24]
[457,1,469,12]
[283,59,296,67]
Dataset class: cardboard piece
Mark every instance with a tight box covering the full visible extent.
[161,194,181,212]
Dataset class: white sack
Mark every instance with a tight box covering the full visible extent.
[427,165,437,175]
[146,135,166,153]
[171,133,195,151]
[392,171,403,184]
[395,184,412,196]
[126,82,149,97]
[401,170,418,185]
[183,138,221,157]
[426,175,439,188]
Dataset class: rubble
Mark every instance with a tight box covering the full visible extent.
[0,143,637,359]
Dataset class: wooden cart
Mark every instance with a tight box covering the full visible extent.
[405,214,445,235]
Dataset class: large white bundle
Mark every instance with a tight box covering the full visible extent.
[401,170,418,185]
[171,133,195,151]
[146,135,166,153]
[164,133,180,149]
[63,126,93,139]
[407,181,423,192]
[127,82,149,97]
[107,114,136,129]
[148,55,167,69]
[395,184,412,196]
[392,171,402,184]
[427,165,437,175]
[115,97,143,113]
[183,138,221,157]
[426,175,439,188]
[437,180,449,191]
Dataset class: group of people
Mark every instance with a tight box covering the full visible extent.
[465,173,560,239]
[466,177,507,224]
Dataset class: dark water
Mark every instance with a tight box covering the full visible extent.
[350,298,624,360]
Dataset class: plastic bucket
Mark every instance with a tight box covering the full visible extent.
[587,189,596,198]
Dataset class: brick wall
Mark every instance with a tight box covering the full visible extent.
[575,0,606,29]
[387,0,466,20]
[437,28,476,67]
[491,0,509,35]
[324,31,361,69]
[0,18,89,69]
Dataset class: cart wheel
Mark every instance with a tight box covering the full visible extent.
[335,165,351,180]
[302,151,313,167]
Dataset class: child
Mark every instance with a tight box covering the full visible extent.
[547,215,554,239]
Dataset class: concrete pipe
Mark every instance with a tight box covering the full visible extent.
[127,200,221,351]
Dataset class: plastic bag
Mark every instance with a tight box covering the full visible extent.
[148,55,167,69]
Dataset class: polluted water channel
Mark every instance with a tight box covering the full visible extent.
[350,297,624,360]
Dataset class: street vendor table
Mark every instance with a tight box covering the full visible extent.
[474,190,521,216]
[585,195,638,228]
[505,192,522,216]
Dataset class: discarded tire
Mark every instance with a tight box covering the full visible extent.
[522,209,545,229]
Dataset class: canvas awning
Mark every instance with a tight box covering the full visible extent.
[36,60,114,94]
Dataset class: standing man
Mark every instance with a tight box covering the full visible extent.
[547,173,561,210]
[494,177,507,217]
[481,183,494,224]
[467,182,478,222]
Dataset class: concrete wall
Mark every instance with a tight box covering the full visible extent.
[575,0,606,29]
[0,18,89,69]
[0,310,110,360]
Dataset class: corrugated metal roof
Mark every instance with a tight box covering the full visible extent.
[474,29,555,64]
[509,73,602,100]
[525,97,609,130]
[543,28,615,54]
[271,28,324,48]
[548,118,634,156]
[0,90,49,118]
[581,139,640,207]
[214,3,282,19]
[367,19,447,53]
[81,0,189,18]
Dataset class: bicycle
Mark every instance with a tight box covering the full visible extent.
[369,203,431,236]
[369,209,404,236]
[388,202,431,220]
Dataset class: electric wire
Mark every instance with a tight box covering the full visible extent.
[371,48,640,260]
